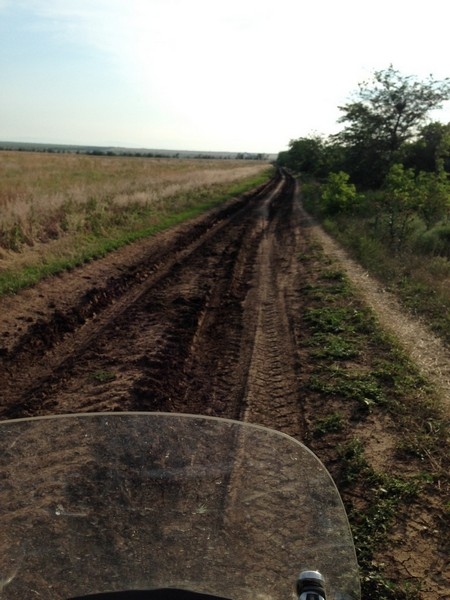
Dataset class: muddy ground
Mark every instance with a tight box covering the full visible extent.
[0,171,448,598]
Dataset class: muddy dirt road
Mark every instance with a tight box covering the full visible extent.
[0,170,448,598]
[0,171,304,434]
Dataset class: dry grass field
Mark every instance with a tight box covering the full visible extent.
[0,151,271,293]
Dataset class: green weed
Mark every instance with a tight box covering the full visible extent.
[313,412,344,436]
[338,439,422,598]
[309,333,360,360]
[337,438,370,483]
[89,370,116,384]
[304,306,356,333]
[308,368,386,411]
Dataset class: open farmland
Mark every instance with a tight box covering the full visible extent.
[0,162,449,599]
[0,151,270,292]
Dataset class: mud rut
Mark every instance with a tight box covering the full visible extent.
[2,170,450,598]
[0,171,306,437]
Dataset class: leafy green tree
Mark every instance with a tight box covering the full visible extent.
[416,166,450,228]
[320,171,358,215]
[277,135,345,179]
[336,66,450,187]
[278,136,325,175]
[403,121,450,173]
[380,163,419,251]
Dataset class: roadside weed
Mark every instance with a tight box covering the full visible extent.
[297,240,449,600]
[313,412,344,436]
[89,370,116,384]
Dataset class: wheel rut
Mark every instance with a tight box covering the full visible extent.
[240,175,304,437]
[1,169,448,598]
[1,171,305,426]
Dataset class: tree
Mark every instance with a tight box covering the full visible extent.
[416,166,450,228]
[403,121,450,173]
[320,171,358,215]
[380,163,419,251]
[277,136,325,175]
[336,66,450,187]
[277,135,345,179]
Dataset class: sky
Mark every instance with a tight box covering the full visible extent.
[1,0,450,154]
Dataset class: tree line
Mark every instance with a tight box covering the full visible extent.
[277,66,450,255]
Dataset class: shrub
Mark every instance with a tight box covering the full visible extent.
[320,171,359,215]
[414,222,450,257]
[379,164,419,252]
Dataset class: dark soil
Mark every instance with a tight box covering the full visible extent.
[0,171,448,599]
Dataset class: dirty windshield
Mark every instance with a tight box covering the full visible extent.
[0,413,360,599]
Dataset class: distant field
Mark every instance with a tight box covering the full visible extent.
[0,151,272,293]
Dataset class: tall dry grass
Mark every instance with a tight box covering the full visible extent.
[0,151,268,250]
[0,151,272,294]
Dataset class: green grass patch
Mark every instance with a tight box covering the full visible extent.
[308,367,387,411]
[313,412,344,436]
[309,333,360,360]
[337,437,425,599]
[318,213,450,348]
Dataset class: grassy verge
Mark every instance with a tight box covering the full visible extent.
[297,241,449,600]
[321,216,450,347]
[301,180,450,348]
[0,168,273,296]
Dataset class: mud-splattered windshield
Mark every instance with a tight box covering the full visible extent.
[0,413,360,600]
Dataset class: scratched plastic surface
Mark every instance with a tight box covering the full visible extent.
[0,413,360,599]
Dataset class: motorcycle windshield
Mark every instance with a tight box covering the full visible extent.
[0,413,360,600]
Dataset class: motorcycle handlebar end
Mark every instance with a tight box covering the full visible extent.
[296,570,326,600]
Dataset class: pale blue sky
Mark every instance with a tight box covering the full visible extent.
[1,0,450,154]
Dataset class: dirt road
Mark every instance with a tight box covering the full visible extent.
[0,171,304,431]
[0,170,448,598]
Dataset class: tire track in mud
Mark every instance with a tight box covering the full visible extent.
[1,169,448,598]
[0,176,277,417]
[240,175,304,437]
[0,171,306,429]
